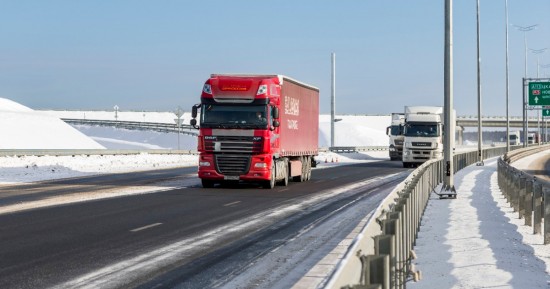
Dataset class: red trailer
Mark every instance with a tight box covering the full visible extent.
[190,74,319,189]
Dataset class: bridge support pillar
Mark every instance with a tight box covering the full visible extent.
[456,126,464,145]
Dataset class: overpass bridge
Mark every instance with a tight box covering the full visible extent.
[62,116,548,141]
[456,116,547,128]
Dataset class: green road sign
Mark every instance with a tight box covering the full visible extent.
[544,108,550,117]
[529,82,550,105]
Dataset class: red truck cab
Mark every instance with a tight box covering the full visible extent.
[190,74,319,189]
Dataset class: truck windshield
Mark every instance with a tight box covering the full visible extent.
[200,104,268,128]
[509,135,518,140]
[404,122,439,137]
[390,125,403,135]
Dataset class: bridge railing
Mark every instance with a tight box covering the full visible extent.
[3,147,387,157]
[497,144,550,246]
[325,145,523,289]
[62,118,199,136]
[0,149,199,157]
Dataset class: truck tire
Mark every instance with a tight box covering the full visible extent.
[305,156,312,181]
[202,179,215,188]
[281,161,289,186]
[292,157,305,182]
[263,163,276,189]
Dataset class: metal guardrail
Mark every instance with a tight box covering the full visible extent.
[328,146,388,152]
[0,149,199,157]
[326,145,517,289]
[62,118,199,136]
[498,144,550,246]
[2,147,386,157]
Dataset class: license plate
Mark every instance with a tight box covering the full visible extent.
[224,175,239,180]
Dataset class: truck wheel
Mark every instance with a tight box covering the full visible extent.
[282,161,289,186]
[402,162,409,168]
[292,157,305,182]
[263,163,276,189]
[305,156,312,181]
[202,179,215,188]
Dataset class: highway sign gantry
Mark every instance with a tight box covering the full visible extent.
[528,82,550,105]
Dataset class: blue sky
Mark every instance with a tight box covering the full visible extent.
[1,1,550,117]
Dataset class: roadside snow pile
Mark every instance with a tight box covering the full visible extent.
[0,153,198,184]
[318,115,390,147]
[0,98,105,150]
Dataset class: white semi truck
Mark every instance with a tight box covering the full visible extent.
[402,106,453,168]
[386,113,405,161]
[509,131,520,146]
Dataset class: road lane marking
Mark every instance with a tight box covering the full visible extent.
[130,223,163,232]
[223,201,241,207]
[278,188,290,192]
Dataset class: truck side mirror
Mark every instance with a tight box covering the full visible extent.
[386,126,391,136]
[190,119,197,127]
[272,120,280,128]
[272,107,279,119]
[191,104,199,118]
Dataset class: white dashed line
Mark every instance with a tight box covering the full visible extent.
[130,223,163,232]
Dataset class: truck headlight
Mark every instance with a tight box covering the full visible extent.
[255,162,268,168]
[199,161,211,167]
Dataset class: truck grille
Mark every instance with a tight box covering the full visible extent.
[411,150,432,160]
[215,155,250,175]
[412,142,432,147]
[204,136,263,153]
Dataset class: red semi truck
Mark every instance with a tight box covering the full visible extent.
[190,74,319,189]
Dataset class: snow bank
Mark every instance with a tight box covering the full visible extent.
[0,98,105,150]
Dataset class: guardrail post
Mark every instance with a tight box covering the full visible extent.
[534,183,543,235]
[397,197,410,286]
[518,176,527,219]
[505,167,514,202]
[545,187,550,245]
[512,173,519,213]
[384,215,401,289]
[375,235,395,289]
[364,255,390,289]
[525,179,533,226]
[388,208,404,289]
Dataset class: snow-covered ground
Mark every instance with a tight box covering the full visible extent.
[409,156,550,289]
[2,97,549,288]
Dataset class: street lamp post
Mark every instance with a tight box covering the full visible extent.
[530,48,547,144]
[476,0,483,165]
[514,24,537,147]
[443,0,456,194]
[541,64,550,142]
[331,52,336,148]
[504,0,510,152]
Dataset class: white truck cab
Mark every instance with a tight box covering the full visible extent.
[402,106,447,168]
[386,113,405,161]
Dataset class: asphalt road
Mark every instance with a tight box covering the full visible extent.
[0,160,407,289]
[515,150,550,182]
